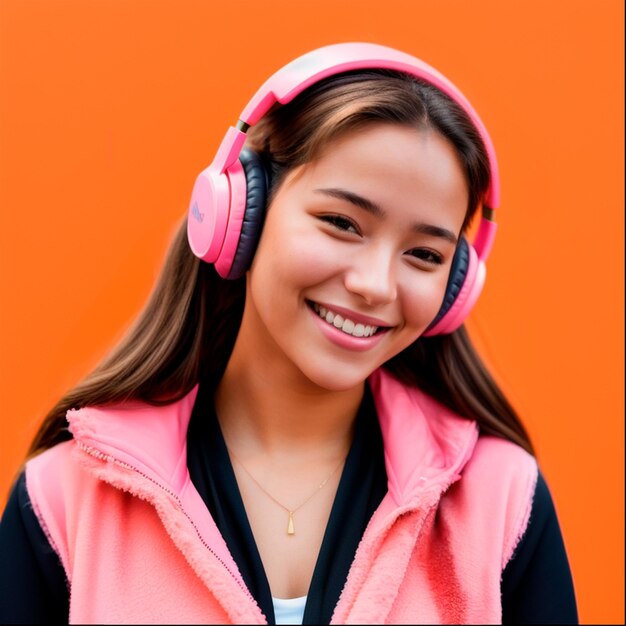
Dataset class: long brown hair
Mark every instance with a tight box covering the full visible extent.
[28,69,533,458]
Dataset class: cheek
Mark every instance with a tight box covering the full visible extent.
[287,245,344,286]
[401,271,451,328]
[255,218,344,288]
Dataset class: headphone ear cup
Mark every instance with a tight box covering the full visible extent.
[222,148,269,280]
[423,237,483,336]
[429,237,470,327]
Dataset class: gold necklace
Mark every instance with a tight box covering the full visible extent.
[227,447,346,536]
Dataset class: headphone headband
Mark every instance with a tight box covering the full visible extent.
[239,43,500,210]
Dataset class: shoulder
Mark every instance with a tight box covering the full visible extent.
[24,442,85,571]
[25,440,87,511]
[449,435,538,567]
[25,440,80,500]
[0,471,70,623]
[466,434,537,482]
[501,469,579,622]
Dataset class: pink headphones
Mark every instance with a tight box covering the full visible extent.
[187,42,499,336]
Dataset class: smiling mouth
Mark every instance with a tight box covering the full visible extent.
[308,301,390,338]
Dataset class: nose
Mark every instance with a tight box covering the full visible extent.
[343,244,398,306]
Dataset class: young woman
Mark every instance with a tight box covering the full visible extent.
[0,43,577,624]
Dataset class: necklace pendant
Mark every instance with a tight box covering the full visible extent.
[287,511,295,535]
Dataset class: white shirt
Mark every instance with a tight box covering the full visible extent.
[272,595,307,625]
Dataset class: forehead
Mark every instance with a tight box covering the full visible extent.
[294,123,469,231]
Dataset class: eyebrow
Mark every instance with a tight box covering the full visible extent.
[314,187,459,245]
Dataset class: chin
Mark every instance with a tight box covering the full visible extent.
[295,359,378,393]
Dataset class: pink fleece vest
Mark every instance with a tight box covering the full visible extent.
[26,370,537,624]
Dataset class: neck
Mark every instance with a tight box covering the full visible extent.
[215,345,362,460]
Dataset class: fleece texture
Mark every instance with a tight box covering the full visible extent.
[25,369,537,624]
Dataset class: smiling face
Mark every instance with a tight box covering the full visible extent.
[237,123,469,392]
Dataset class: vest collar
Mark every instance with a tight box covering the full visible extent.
[67,369,478,505]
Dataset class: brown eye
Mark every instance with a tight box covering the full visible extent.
[319,214,361,235]
[406,248,444,266]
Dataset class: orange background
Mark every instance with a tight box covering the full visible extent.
[0,0,623,622]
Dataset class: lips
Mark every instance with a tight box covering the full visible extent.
[308,300,392,338]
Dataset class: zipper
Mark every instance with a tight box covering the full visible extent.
[77,440,262,614]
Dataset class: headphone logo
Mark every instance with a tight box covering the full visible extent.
[191,201,204,223]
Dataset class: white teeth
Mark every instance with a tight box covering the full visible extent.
[312,303,380,338]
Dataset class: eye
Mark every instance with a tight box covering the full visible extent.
[406,248,444,267]
[318,214,361,235]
